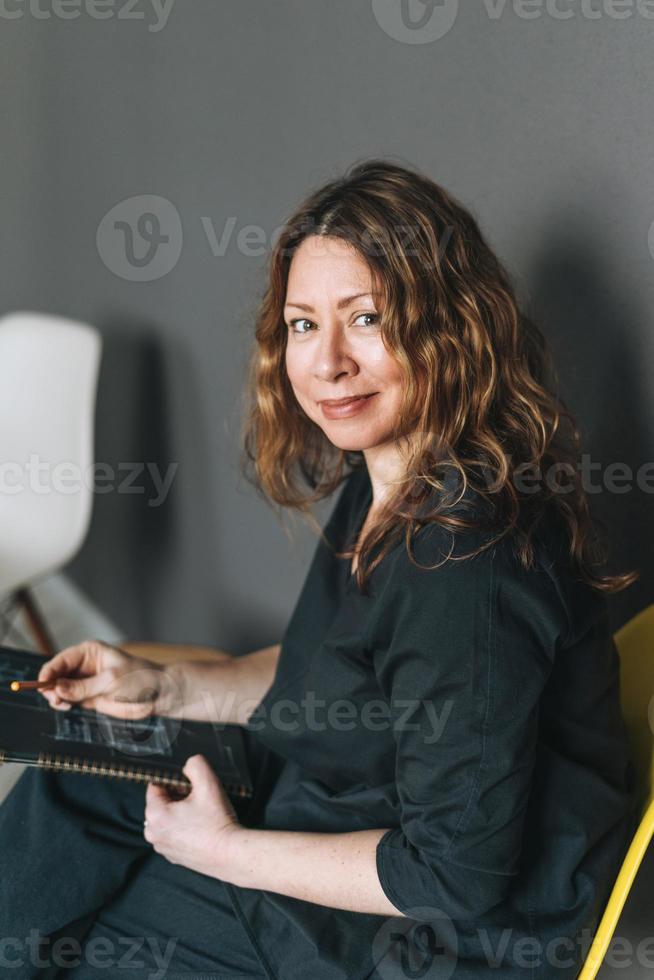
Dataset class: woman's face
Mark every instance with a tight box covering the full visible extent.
[284,235,405,453]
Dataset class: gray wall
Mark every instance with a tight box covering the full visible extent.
[1,5,653,968]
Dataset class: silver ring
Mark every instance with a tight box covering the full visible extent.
[143,819,148,828]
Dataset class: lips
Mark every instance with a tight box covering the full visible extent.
[320,393,375,406]
[319,392,379,420]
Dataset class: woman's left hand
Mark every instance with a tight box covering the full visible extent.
[144,754,241,879]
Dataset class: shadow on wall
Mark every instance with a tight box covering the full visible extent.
[64,315,295,657]
[525,212,654,632]
[66,320,214,641]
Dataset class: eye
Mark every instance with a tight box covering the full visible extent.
[287,312,380,334]
[288,318,315,334]
[353,312,380,328]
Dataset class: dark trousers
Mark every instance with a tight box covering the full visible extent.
[0,731,280,979]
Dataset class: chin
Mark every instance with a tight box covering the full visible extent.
[327,440,368,452]
[320,430,381,452]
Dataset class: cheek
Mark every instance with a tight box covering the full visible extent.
[373,350,405,388]
[285,359,315,412]
[284,349,306,391]
[361,338,401,378]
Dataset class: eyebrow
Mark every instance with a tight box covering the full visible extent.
[283,292,377,313]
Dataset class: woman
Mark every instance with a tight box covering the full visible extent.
[0,159,639,979]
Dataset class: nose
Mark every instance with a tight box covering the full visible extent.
[312,322,358,382]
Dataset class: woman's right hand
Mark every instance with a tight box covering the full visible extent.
[36,639,184,719]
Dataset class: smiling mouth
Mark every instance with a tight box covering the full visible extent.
[319,393,377,407]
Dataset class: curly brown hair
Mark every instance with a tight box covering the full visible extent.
[240,157,638,597]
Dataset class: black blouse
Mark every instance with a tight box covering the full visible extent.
[227,465,638,980]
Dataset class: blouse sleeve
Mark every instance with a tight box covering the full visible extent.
[370,530,569,922]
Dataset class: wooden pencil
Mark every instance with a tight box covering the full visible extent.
[9,679,57,692]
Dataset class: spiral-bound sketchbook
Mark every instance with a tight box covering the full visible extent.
[0,644,253,800]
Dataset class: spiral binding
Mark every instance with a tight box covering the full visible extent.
[0,749,251,798]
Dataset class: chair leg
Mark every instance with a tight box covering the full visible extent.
[14,586,57,658]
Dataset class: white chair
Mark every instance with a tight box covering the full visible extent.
[0,311,102,656]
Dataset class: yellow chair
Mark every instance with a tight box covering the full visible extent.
[577,603,654,979]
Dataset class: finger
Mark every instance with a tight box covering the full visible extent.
[182,754,222,801]
[186,755,238,819]
[54,668,117,704]
[182,753,210,785]
[37,689,62,707]
[146,779,173,811]
[37,647,88,684]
